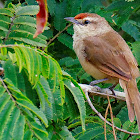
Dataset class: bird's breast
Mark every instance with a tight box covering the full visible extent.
[73,38,118,84]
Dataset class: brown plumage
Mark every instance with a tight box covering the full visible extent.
[65,13,140,130]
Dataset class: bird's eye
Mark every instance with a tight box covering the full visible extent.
[84,20,90,24]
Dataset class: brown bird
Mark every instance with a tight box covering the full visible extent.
[65,13,140,130]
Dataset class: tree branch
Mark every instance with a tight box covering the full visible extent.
[85,90,140,135]
[76,83,126,101]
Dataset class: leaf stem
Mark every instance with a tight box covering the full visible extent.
[3,14,16,43]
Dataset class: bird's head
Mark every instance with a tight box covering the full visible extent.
[65,13,111,38]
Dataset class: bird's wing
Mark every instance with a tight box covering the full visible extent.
[83,32,132,81]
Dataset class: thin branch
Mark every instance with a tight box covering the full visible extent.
[107,96,117,140]
[85,91,140,135]
[104,104,109,140]
[0,78,17,104]
[3,14,16,43]
[0,78,35,132]
[42,23,72,50]
[71,83,126,101]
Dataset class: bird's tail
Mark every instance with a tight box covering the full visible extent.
[120,79,140,131]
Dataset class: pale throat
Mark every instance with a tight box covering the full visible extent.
[73,23,112,41]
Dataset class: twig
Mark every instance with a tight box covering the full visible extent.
[85,91,140,135]
[42,23,72,50]
[3,14,16,43]
[107,96,117,140]
[0,78,17,104]
[104,104,110,140]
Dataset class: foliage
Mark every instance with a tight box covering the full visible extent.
[0,0,140,140]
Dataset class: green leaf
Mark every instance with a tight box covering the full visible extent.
[59,126,75,140]
[0,15,11,24]
[0,21,9,32]
[0,8,14,17]
[3,60,17,87]
[16,5,39,16]
[120,120,135,139]
[132,42,140,65]
[64,90,79,121]
[13,115,25,140]
[2,108,20,140]
[64,79,86,131]
[67,0,82,16]
[11,24,47,40]
[54,1,67,31]
[17,99,48,128]
[14,46,43,85]
[122,20,140,41]
[14,16,36,28]
[42,56,49,78]
[116,107,129,124]
[0,93,10,113]
[23,130,33,140]
[30,122,48,139]
[113,118,122,128]
[0,85,6,97]
[58,33,73,49]
[9,32,46,47]
[36,77,53,120]
[0,100,15,137]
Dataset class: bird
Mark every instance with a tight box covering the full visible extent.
[65,13,140,130]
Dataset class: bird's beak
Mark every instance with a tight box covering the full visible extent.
[64,17,81,25]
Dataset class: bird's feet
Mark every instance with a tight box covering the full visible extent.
[90,78,108,86]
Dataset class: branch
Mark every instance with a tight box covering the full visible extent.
[3,14,16,43]
[71,83,140,135]
[77,83,126,101]
[85,90,140,135]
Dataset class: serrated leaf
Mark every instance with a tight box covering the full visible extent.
[16,5,39,16]
[122,20,140,41]
[13,115,25,140]
[66,0,82,16]
[42,56,49,78]
[31,122,48,139]
[120,120,135,139]
[23,130,33,140]
[0,15,11,24]
[0,100,15,138]
[59,126,75,140]
[2,107,20,140]
[9,31,47,47]
[54,1,67,31]
[3,60,17,87]
[0,21,9,32]
[113,118,122,128]
[17,99,48,128]
[12,24,47,40]
[0,8,14,17]
[14,16,36,27]
[132,42,140,65]
[0,93,10,113]
[58,33,73,49]
[64,79,86,131]
[36,77,53,120]
[47,0,56,16]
